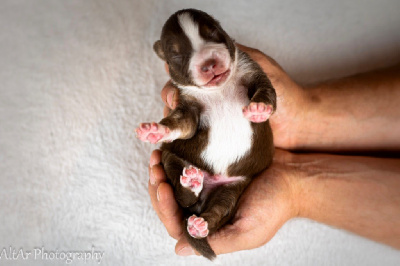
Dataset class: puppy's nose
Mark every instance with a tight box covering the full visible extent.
[201,59,216,73]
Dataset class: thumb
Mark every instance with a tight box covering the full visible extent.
[175,222,252,256]
[164,63,169,74]
[161,81,178,109]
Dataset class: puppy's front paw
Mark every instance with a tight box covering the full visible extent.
[187,215,209,238]
[135,122,170,144]
[243,102,273,123]
[180,166,204,197]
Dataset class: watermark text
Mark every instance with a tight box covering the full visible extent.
[0,246,104,264]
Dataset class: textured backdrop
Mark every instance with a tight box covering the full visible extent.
[1,0,400,265]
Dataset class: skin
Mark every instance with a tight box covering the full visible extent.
[148,44,400,256]
[300,64,400,152]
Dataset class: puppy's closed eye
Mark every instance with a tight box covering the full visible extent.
[170,53,182,60]
[169,53,191,66]
[200,25,223,42]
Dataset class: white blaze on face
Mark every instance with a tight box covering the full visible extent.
[177,13,232,88]
[178,13,204,51]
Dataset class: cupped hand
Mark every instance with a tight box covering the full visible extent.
[148,149,300,256]
[149,44,305,256]
[160,43,307,149]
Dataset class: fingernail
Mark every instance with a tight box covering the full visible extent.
[167,90,175,109]
[177,246,195,256]
[150,167,156,186]
[149,157,157,167]
[157,186,161,201]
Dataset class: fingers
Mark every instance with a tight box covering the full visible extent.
[164,63,169,74]
[149,149,162,169]
[163,106,171,117]
[175,237,197,256]
[156,182,183,240]
[236,43,259,54]
[148,150,183,240]
[207,223,253,255]
[149,149,162,185]
[236,43,283,73]
[175,221,251,256]
[161,80,178,110]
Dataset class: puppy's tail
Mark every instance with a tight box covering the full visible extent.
[183,218,216,260]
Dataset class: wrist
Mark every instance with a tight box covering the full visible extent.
[288,85,340,151]
[277,84,311,150]
[272,150,308,219]
[289,87,319,150]
[279,151,319,219]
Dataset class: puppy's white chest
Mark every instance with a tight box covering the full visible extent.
[198,86,252,175]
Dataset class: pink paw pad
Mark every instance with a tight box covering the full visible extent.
[243,102,273,123]
[180,166,204,196]
[187,215,209,238]
[135,122,170,144]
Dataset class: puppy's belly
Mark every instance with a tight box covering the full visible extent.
[191,172,245,214]
[200,101,253,175]
[204,173,245,188]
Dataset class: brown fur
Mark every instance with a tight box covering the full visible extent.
[153,9,276,260]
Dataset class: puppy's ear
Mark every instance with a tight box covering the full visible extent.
[153,40,166,61]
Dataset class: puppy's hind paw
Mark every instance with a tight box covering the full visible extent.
[187,215,209,238]
[180,166,204,197]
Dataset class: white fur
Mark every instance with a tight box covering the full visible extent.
[180,167,204,197]
[178,13,204,51]
[189,43,232,86]
[162,129,181,142]
[181,50,253,175]
[178,12,231,87]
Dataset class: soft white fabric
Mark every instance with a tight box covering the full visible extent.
[1,0,400,265]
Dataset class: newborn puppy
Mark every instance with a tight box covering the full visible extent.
[136,9,276,260]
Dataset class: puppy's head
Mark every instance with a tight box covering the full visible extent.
[154,9,236,90]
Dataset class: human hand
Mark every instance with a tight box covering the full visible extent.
[149,44,304,256]
[148,149,300,256]
[160,43,307,149]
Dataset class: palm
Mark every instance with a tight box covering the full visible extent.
[237,44,305,149]
[208,150,296,251]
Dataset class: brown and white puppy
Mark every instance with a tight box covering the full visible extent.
[136,9,276,260]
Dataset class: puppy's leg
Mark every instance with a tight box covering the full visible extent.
[136,95,201,143]
[162,150,206,208]
[136,122,173,144]
[187,180,249,238]
[243,80,276,123]
[241,52,277,123]
[243,102,274,123]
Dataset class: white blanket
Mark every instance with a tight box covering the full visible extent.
[1,0,400,265]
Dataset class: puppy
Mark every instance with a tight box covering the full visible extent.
[136,9,276,260]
